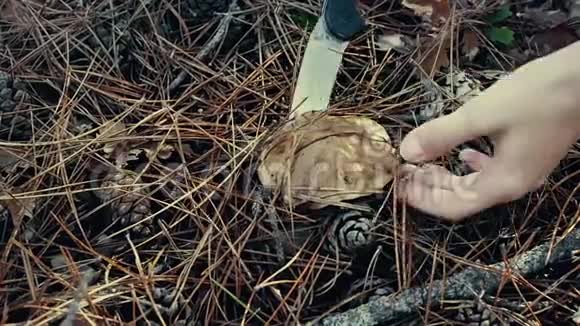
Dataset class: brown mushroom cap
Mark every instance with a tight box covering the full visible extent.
[257,112,400,209]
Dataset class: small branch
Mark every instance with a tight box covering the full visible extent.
[265,203,286,263]
[59,269,94,326]
[312,228,580,326]
[168,0,240,92]
[252,186,285,263]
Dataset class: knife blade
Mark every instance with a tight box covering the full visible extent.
[289,0,366,120]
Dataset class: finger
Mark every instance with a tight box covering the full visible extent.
[398,163,419,178]
[397,163,480,204]
[459,148,492,171]
[489,126,575,197]
[397,159,512,221]
[400,107,496,163]
[417,129,571,220]
[404,163,473,190]
[398,173,487,221]
[399,70,542,164]
[400,127,572,221]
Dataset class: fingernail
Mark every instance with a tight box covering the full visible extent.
[400,137,425,162]
[458,148,476,161]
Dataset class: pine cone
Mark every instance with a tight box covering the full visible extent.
[82,13,136,71]
[0,72,33,140]
[324,209,376,255]
[98,170,153,236]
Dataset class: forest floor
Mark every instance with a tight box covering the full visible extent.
[0,0,579,325]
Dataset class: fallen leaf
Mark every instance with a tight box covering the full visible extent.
[517,8,568,29]
[98,120,131,167]
[419,70,482,119]
[0,148,30,171]
[99,119,126,138]
[418,79,444,119]
[257,112,399,209]
[416,31,451,77]
[461,30,480,61]
[376,33,414,53]
[402,0,450,27]
[143,143,175,160]
[485,5,512,24]
[0,194,36,226]
[527,24,579,57]
[444,71,482,103]
[99,120,127,152]
[71,115,95,135]
[486,26,515,46]
[126,148,142,163]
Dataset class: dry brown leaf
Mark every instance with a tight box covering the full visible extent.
[98,121,178,163]
[417,32,451,77]
[0,148,30,171]
[99,120,127,138]
[257,112,399,209]
[402,0,450,27]
[99,120,131,166]
[143,143,175,160]
[519,8,569,29]
[461,30,480,61]
[528,25,579,58]
[100,120,127,150]
[0,194,36,226]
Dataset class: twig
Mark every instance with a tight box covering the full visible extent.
[59,269,93,326]
[253,186,285,263]
[312,227,580,326]
[168,0,240,92]
[265,203,286,263]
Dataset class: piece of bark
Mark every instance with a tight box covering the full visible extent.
[312,227,580,326]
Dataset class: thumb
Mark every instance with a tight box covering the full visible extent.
[400,110,489,162]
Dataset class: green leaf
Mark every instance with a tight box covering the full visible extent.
[486,26,515,46]
[290,11,317,31]
[485,6,512,24]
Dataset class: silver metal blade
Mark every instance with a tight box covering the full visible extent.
[290,17,349,119]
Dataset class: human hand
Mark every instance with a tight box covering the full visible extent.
[397,41,580,222]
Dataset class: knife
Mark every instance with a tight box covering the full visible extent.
[289,0,367,120]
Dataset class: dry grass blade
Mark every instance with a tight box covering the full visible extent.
[0,0,578,325]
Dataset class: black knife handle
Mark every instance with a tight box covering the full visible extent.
[323,0,366,41]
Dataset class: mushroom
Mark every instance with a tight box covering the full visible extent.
[257,111,400,209]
